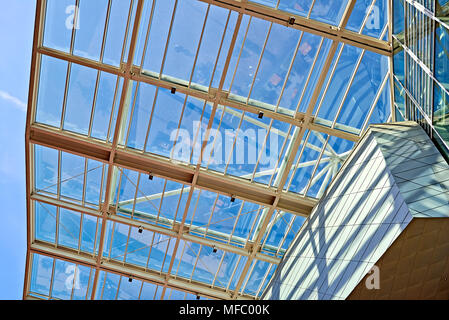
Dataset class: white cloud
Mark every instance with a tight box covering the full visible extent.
[0,90,27,112]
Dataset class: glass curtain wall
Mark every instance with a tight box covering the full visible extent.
[393,0,449,158]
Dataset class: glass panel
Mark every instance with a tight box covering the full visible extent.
[316,45,363,122]
[142,0,176,73]
[229,17,270,98]
[34,144,58,195]
[310,0,348,26]
[336,52,389,131]
[35,201,57,243]
[249,24,301,106]
[434,83,449,148]
[58,208,81,249]
[278,0,314,17]
[73,0,108,61]
[191,7,236,87]
[30,254,53,296]
[435,23,449,90]
[278,33,324,112]
[63,63,97,135]
[43,0,75,52]
[103,0,131,66]
[36,55,68,128]
[162,0,208,80]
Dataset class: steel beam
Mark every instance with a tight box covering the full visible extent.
[30,193,281,264]
[29,124,316,216]
[36,46,361,143]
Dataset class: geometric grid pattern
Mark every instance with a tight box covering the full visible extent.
[392,0,449,159]
[25,0,393,300]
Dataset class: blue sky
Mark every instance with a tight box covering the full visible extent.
[0,0,36,299]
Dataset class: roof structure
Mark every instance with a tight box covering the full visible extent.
[24,0,394,300]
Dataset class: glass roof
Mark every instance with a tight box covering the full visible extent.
[25,0,393,300]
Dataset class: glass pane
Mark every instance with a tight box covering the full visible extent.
[73,0,108,61]
[63,63,97,135]
[43,0,75,52]
[36,55,68,128]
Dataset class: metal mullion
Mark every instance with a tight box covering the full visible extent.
[70,264,78,299]
[99,0,112,63]
[202,195,220,237]
[81,158,88,206]
[154,179,167,223]
[187,189,202,229]
[171,184,186,224]
[284,130,311,191]
[160,13,245,298]
[173,241,188,278]
[187,5,210,87]
[169,95,190,160]
[77,213,83,253]
[144,232,156,272]
[85,268,93,299]
[119,0,135,64]
[55,207,60,247]
[69,0,79,56]
[123,82,140,146]
[223,111,246,174]
[250,120,274,182]
[141,87,160,152]
[204,107,226,169]
[99,271,107,299]
[303,136,331,196]
[114,276,122,300]
[267,124,294,186]
[137,280,144,300]
[188,244,203,282]
[122,225,132,264]
[314,44,345,116]
[275,214,296,257]
[315,161,335,198]
[293,37,325,113]
[255,263,273,297]
[48,258,56,299]
[59,62,72,131]
[158,0,179,77]
[361,71,391,132]
[208,10,232,89]
[273,31,304,110]
[130,172,141,220]
[139,0,156,68]
[226,255,242,291]
[226,201,245,245]
[93,217,100,256]
[160,236,173,274]
[106,77,121,142]
[330,50,366,128]
[211,252,226,287]
[114,169,124,212]
[107,222,116,260]
[240,259,256,294]
[228,17,252,93]
[87,0,111,137]
[245,22,273,101]
[87,71,102,138]
[189,101,208,163]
